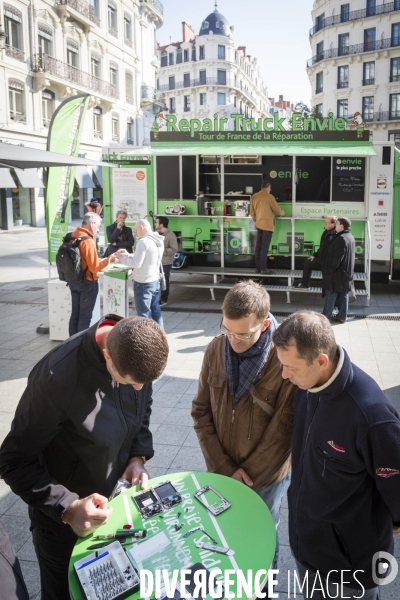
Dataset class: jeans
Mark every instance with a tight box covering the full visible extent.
[31,524,78,600]
[294,560,380,599]
[255,229,273,271]
[161,264,172,302]
[69,280,98,336]
[302,258,321,287]
[134,279,164,327]
[322,289,349,322]
[256,472,290,570]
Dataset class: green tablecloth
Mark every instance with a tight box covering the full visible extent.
[68,471,276,599]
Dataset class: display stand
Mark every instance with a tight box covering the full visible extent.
[103,264,132,318]
[69,471,276,600]
[48,279,100,341]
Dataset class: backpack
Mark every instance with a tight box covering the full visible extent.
[56,233,90,284]
[172,252,189,269]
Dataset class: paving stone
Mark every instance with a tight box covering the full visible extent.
[0,515,31,552]
[163,407,194,427]
[17,536,36,561]
[146,444,180,469]
[152,392,182,409]
[0,480,19,515]
[169,446,207,472]
[19,559,41,599]
[149,405,173,424]
[152,423,192,446]
[4,497,29,518]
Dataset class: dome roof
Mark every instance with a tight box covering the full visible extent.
[199,4,231,37]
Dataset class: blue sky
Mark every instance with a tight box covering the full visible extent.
[158,0,313,106]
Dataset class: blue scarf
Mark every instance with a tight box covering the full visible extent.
[224,313,278,407]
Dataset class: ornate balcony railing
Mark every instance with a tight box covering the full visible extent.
[139,0,163,16]
[307,37,400,67]
[316,86,323,94]
[56,0,100,27]
[33,54,119,100]
[6,45,25,62]
[126,95,134,105]
[125,38,132,48]
[362,78,375,85]
[108,25,118,38]
[158,77,257,104]
[390,74,400,82]
[337,81,349,89]
[310,1,400,36]
[361,112,400,122]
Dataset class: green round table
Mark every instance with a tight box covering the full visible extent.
[68,471,276,599]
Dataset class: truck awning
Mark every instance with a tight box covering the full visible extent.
[122,143,376,158]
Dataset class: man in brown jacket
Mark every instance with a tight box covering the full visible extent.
[192,280,295,568]
[69,213,117,336]
[250,181,285,274]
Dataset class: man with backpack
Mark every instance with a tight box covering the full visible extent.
[64,213,117,335]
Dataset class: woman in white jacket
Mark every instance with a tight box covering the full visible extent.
[116,219,164,327]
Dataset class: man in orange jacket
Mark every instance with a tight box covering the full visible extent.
[250,181,285,274]
[69,213,117,335]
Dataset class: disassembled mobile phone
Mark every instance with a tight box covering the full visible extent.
[153,480,182,509]
[132,489,163,519]
[109,478,132,501]
[132,481,182,518]
[194,486,231,516]
[74,541,139,600]
[194,540,235,556]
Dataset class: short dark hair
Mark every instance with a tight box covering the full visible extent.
[273,310,338,365]
[157,216,169,228]
[222,280,270,322]
[262,181,271,189]
[107,317,168,383]
[338,217,351,230]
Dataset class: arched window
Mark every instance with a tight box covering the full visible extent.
[38,22,53,56]
[93,106,102,138]
[9,79,25,121]
[42,89,54,126]
[112,112,119,141]
[125,71,134,104]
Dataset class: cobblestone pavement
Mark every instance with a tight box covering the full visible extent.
[0,227,399,598]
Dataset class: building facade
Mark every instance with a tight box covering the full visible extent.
[156,6,271,129]
[307,0,400,144]
[0,0,163,229]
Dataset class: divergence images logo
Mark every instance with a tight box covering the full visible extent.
[336,159,342,165]
[372,552,398,586]
[269,170,278,178]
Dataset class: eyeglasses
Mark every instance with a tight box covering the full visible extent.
[219,319,265,341]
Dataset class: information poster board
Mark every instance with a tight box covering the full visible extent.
[367,151,393,261]
[112,168,148,223]
[332,157,365,202]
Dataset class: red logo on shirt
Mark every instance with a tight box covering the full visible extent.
[376,468,400,478]
[327,441,346,453]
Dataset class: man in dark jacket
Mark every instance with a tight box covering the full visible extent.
[104,209,134,257]
[273,311,400,600]
[322,217,355,323]
[295,215,337,289]
[0,315,168,600]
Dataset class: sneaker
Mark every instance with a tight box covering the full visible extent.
[160,300,167,307]
[260,269,274,275]
[295,283,309,289]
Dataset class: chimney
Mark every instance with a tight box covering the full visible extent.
[238,46,246,56]
[279,94,283,102]
[182,21,195,42]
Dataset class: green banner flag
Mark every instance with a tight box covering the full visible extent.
[45,94,90,262]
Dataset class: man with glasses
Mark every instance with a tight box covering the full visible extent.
[192,280,295,569]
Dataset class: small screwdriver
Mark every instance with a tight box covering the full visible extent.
[93,529,147,540]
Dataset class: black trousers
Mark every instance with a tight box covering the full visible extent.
[302,258,321,287]
[32,525,78,600]
[255,229,273,271]
[161,264,172,302]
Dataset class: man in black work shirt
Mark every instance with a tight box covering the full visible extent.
[0,315,168,600]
